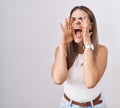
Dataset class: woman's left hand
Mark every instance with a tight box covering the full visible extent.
[80,17,93,45]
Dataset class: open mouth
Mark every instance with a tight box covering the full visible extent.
[73,29,82,38]
[74,29,93,34]
[74,29,82,34]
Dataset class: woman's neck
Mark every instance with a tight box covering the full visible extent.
[78,43,84,54]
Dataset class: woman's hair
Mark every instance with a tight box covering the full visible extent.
[67,5,99,69]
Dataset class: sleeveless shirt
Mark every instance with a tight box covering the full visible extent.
[63,54,101,102]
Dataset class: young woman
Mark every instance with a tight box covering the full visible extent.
[51,5,108,108]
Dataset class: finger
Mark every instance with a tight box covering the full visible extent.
[85,18,92,30]
[83,17,89,25]
[85,17,91,24]
[84,17,87,23]
[82,17,90,29]
[79,19,83,24]
[79,20,84,28]
[60,23,65,32]
[89,32,93,37]
[65,18,68,29]
[68,17,72,29]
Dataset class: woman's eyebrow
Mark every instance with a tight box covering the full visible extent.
[79,16,87,19]
[71,17,75,19]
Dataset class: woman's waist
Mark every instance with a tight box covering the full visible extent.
[63,86,101,102]
[64,91,101,102]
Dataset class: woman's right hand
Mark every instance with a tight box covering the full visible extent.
[60,18,73,44]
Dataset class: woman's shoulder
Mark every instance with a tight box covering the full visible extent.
[98,44,108,51]
[97,44,108,56]
[94,44,108,62]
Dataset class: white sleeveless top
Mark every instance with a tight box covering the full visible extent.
[63,54,101,102]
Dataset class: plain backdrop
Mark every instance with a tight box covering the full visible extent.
[0,0,120,108]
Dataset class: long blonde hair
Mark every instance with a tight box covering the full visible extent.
[67,6,99,69]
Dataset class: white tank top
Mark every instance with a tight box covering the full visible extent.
[63,54,101,102]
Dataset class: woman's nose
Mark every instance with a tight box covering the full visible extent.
[74,19,81,25]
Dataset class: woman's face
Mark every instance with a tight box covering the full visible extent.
[71,9,92,44]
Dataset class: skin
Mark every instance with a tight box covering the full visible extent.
[51,9,108,88]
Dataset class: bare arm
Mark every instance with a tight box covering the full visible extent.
[51,18,73,84]
[51,43,68,84]
[81,18,108,88]
[83,45,108,88]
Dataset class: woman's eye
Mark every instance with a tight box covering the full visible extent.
[71,17,76,22]
[79,17,83,21]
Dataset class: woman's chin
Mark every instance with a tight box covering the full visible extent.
[74,38,82,44]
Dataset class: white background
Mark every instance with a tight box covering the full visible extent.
[0,0,120,108]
